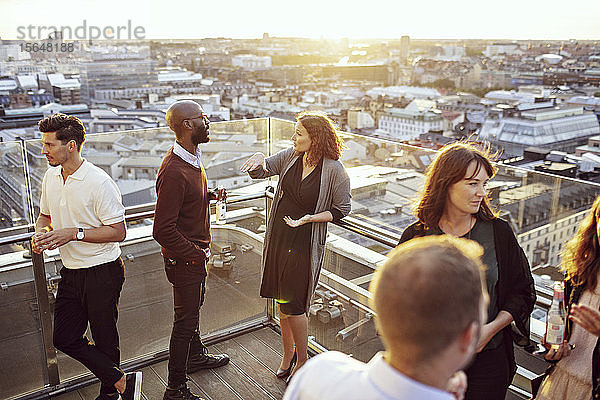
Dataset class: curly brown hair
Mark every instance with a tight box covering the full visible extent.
[561,194,600,290]
[415,142,499,228]
[297,111,345,165]
[38,113,86,151]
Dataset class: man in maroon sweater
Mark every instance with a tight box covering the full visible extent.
[153,100,229,400]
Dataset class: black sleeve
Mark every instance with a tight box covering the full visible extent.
[494,219,536,340]
[398,222,423,245]
[329,208,344,222]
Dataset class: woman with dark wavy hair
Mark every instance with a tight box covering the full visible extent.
[398,142,535,400]
[240,111,351,381]
[535,194,600,399]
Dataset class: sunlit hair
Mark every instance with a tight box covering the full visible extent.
[561,194,600,290]
[38,113,86,151]
[415,142,499,228]
[296,111,345,165]
[370,235,486,363]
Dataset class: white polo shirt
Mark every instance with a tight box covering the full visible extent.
[284,352,454,400]
[39,160,125,269]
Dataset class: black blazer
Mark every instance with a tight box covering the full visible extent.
[399,217,536,376]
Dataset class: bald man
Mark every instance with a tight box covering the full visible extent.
[153,101,229,400]
[284,236,489,400]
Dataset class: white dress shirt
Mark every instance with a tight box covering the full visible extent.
[173,141,202,168]
[284,351,454,400]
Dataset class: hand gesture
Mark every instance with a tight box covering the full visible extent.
[446,371,467,400]
[240,152,267,173]
[209,188,226,201]
[541,337,572,361]
[283,215,310,228]
[570,303,600,337]
[31,232,46,254]
[32,228,76,252]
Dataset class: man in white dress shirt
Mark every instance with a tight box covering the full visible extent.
[284,235,489,400]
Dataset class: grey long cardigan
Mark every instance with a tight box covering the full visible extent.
[248,147,352,311]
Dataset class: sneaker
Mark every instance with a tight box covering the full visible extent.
[163,384,206,400]
[187,343,229,373]
[120,372,142,400]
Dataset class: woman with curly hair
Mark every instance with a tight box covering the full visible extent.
[240,111,351,380]
[535,194,600,399]
[398,142,535,400]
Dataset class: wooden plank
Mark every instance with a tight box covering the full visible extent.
[51,389,83,400]
[187,369,241,400]
[236,332,284,374]
[152,358,210,399]
[213,340,281,400]
[139,365,168,400]
[234,334,288,395]
[250,327,283,356]
[149,349,240,400]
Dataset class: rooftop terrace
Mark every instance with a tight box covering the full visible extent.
[2,118,599,400]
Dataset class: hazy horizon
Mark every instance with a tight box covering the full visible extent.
[2,0,599,41]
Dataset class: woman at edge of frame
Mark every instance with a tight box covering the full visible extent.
[398,142,536,400]
[534,193,600,399]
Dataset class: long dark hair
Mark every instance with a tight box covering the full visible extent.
[415,142,498,228]
[562,194,600,290]
[297,111,345,165]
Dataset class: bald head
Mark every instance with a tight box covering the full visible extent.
[166,100,205,138]
[370,236,487,364]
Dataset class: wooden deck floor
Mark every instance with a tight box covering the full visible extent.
[52,327,288,400]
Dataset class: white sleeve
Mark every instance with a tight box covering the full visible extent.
[94,179,125,225]
[282,367,305,400]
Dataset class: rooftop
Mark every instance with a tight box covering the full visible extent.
[2,118,599,400]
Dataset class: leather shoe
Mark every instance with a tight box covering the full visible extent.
[276,351,296,379]
[187,351,230,373]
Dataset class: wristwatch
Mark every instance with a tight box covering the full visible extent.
[76,228,85,241]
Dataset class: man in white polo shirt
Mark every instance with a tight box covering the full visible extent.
[284,236,489,400]
[31,113,141,400]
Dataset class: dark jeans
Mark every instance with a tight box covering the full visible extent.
[53,258,125,396]
[164,257,207,387]
[465,343,512,400]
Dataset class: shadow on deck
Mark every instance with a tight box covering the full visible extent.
[52,326,288,400]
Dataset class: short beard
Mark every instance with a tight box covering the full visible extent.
[192,125,209,145]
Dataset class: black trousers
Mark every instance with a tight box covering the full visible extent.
[465,343,512,400]
[53,258,125,396]
[164,257,207,387]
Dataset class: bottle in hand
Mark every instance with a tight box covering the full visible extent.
[216,187,227,225]
[545,281,566,349]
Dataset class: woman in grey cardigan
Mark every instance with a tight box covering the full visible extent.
[241,111,351,381]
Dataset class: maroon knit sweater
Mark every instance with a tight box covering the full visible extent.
[153,148,211,261]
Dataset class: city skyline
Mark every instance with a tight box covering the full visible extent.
[2,0,600,41]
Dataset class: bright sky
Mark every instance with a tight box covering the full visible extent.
[2,0,599,41]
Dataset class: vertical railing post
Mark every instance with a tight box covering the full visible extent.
[19,138,37,225]
[31,250,60,386]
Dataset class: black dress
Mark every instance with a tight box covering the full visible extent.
[260,157,322,315]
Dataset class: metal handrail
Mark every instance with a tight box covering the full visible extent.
[2,187,555,400]
[0,192,269,247]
